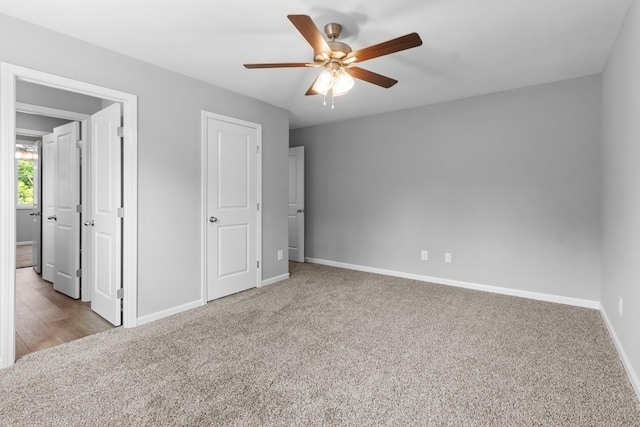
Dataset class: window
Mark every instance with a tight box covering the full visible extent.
[16,144,37,207]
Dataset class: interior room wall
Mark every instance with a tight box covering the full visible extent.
[0,13,289,319]
[15,210,32,244]
[17,80,104,113]
[16,113,70,132]
[291,75,601,302]
[601,0,640,396]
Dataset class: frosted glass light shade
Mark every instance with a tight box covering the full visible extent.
[332,69,354,97]
[312,69,335,95]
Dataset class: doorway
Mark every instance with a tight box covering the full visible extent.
[0,63,139,368]
[288,146,305,262]
[201,111,262,302]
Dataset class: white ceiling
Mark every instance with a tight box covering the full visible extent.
[0,0,632,128]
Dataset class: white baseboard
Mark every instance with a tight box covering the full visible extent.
[16,241,32,246]
[600,307,640,400]
[307,258,600,310]
[261,272,290,287]
[136,299,203,327]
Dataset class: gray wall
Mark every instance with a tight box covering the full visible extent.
[602,0,640,391]
[17,80,103,114]
[16,113,70,132]
[15,209,32,243]
[1,13,289,318]
[291,75,601,301]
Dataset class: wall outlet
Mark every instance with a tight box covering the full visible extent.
[421,250,428,261]
[618,296,623,317]
[277,250,283,261]
[445,253,452,263]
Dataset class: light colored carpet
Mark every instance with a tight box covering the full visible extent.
[0,262,638,426]
[15,244,32,269]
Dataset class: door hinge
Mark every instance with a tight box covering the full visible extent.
[257,260,260,268]
[117,207,124,218]
[117,127,124,138]
[76,140,83,149]
[116,288,124,299]
[256,145,260,154]
[76,204,82,213]
[76,268,82,278]
[257,203,259,211]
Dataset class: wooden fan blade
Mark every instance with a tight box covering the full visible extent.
[244,62,312,69]
[287,15,332,54]
[349,33,422,63]
[345,67,398,88]
[305,77,319,96]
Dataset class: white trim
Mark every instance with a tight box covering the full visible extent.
[136,299,204,327]
[261,273,290,287]
[1,62,138,369]
[16,102,90,121]
[200,111,263,304]
[16,241,33,246]
[0,64,17,369]
[600,307,640,400]
[307,258,601,310]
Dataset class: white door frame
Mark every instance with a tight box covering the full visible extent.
[200,111,262,304]
[0,62,139,369]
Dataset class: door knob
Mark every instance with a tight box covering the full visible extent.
[84,220,95,227]
[47,215,57,221]
[209,216,218,223]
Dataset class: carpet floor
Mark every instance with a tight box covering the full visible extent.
[0,262,638,426]
[15,244,32,269]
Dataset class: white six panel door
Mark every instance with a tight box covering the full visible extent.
[52,122,81,299]
[42,133,55,282]
[32,140,42,274]
[288,146,305,262]
[206,116,258,301]
[89,103,122,326]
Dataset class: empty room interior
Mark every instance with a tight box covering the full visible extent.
[1,0,639,425]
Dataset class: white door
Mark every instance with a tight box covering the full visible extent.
[41,132,56,282]
[87,103,122,326]
[288,146,305,262]
[52,122,81,299]
[32,140,42,274]
[206,116,259,301]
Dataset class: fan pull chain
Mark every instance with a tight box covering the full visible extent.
[331,93,335,109]
[323,94,327,106]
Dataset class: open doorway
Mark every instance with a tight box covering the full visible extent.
[14,89,117,358]
[1,63,139,369]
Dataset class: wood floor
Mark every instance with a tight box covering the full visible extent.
[15,267,115,360]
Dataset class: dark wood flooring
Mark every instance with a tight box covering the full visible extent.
[15,267,115,360]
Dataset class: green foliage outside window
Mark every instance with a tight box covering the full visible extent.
[17,160,34,205]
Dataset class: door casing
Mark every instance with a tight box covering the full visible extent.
[200,111,262,304]
[0,63,139,369]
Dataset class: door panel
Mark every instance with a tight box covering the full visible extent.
[88,103,122,326]
[53,122,80,299]
[42,133,55,282]
[32,140,42,274]
[206,117,258,301]
[288,146,305,262]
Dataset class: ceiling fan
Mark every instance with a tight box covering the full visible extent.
[244,15,423,105]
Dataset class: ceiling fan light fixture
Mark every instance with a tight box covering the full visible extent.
[332,69,355,97]
[312,68,334,95]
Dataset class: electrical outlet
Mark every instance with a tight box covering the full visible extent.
[618,296,623,317]
[421,250,428,261]
[445,253,452,263]
[277,250,283,261]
